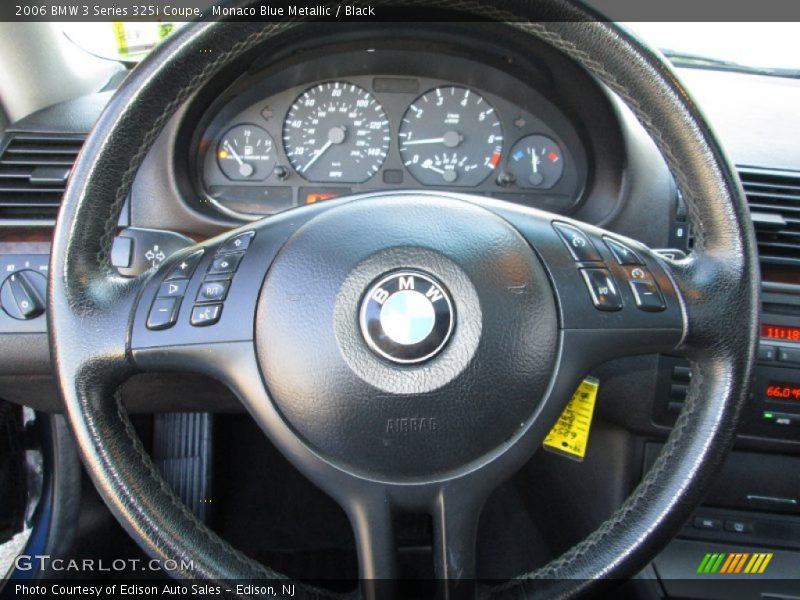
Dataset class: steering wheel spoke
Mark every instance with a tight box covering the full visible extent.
[345,489,398,594]
[430,485,487,596]
[333,481,489,600]
[131,237,257,345]
[127,208,324,385]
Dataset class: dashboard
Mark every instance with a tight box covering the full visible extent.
[194,48,587,218]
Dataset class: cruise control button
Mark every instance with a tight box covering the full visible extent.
[196,279,230,302]
[147,297,180,330]
[207,252,243,275]
[579,268,622,311]
[190,303,222,326]
[629,280,665,312]
[218,231,255,254]
[605,238,643,265]
[553,222,602,262]
[628,266,650,281]
[164,250,204,281]
[157,280,188,298]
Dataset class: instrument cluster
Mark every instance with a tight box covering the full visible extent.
[196,50,587,219]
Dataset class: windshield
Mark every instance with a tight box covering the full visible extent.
[626,22,800,73]
[62,21,800,75]
[61,22,184,63]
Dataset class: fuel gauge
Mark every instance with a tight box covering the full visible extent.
[506,135,564,189]
[216,124,276,181]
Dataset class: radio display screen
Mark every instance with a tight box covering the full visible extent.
[761,324,800,342]
[766,381,800,401]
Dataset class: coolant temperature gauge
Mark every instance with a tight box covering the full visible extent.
[506,134,564,189]
[216,124,276,181]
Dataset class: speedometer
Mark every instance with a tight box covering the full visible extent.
[283,82,390,183]
[398,86,503,186]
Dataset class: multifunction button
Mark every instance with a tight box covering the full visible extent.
[208,252,244,276]
[147,297,180,330]
[553,222,602,262]
[196,280,230,302]
[188,232,255,328]
[157,280,188,298]
[630,280,665,312]
[623,260,666,313]
[218,231,255,254]
[604,237,643,265]
[190,303,222,327]
[579,268,623,311]
[551,223,672,315]
[145,232,255,331]
[164,250,204,281]
[147,250,206,330]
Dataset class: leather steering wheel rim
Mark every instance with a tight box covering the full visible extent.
[49,1,759,598]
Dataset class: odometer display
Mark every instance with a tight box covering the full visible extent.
[761,324,800,342]
[283,82,390,183]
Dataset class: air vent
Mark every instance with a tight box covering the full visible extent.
[0,134,84,223]
[739,167,800,268]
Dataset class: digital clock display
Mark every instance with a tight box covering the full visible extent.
[761,324,800,342]
[765,381,800,401]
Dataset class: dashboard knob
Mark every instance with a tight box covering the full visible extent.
[0,269,46,320]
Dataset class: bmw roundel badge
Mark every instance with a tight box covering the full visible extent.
[359,270,455,364]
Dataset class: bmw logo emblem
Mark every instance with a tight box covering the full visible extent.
[359,270,455,364]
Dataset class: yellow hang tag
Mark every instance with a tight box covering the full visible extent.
[543,377,599,462]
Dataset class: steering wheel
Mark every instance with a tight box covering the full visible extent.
[49,1,759,598]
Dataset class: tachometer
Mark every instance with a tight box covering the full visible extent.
[398,86,502,186]
[283,82,390,183]
[216,124,276,181]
